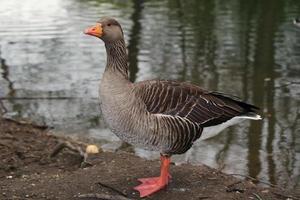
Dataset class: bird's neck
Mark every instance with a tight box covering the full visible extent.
[105,39,129,80]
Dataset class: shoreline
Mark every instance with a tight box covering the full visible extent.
[0,117,298,200]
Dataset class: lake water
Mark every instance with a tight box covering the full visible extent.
[0,0,299,190]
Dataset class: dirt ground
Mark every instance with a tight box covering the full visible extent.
[0,117,298,200]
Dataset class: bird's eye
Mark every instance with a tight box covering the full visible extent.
[107,23,111,26]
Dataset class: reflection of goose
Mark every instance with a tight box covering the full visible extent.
[293,18,300,27]
[84,17,261,198]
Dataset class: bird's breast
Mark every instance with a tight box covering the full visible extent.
[99,73,147,144]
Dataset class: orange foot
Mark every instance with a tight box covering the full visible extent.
[134,176,170,197]
[134,155,171,197]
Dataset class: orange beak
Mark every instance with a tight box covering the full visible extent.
[84,23,103,37]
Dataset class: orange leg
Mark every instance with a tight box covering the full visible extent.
[134,155,171,197]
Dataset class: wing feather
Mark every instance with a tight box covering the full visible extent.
[134,80,259,127]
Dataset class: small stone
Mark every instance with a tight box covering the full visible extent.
[86,145,99,154]
[22,175,29,179]
[6,175,13,179]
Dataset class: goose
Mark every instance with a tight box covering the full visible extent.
[84,17,261,198]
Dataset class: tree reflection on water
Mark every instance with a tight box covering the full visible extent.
[0,0,299,190]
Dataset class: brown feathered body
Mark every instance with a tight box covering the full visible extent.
[97,19,260,156]
[100,40,260,156]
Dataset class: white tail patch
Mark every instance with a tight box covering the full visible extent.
[240,113,262,120]
[200,114,262,140]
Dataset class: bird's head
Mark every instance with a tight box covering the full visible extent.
[84,17,124,43]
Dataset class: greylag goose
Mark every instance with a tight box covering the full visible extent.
[84,17,261,198]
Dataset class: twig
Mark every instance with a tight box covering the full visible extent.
[228,173,300,199]
[226,180,242,188]
[97,182,128,197]
[50,141,82,157]
[198,197,211,199]
[0,141,11,148]
[271,191,300,200]
[3,117,48,129]
[226,187,244,193]
[228,173,277,188]
[50,141,90,167]
[77,193,134,200]
[0,99,7,115]
[253,193,263,200]
[216,163,226,173]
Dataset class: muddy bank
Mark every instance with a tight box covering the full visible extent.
[0,118,298,200]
